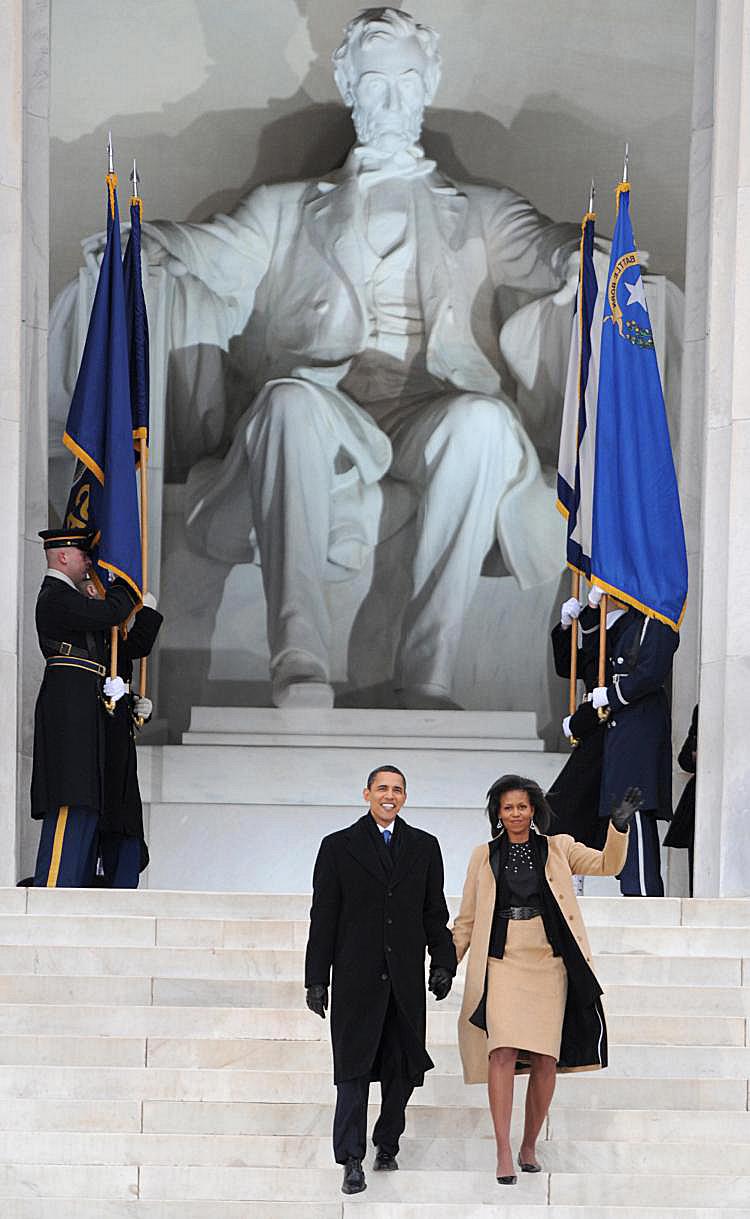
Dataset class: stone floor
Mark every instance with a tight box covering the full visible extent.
[0,887,747,1215]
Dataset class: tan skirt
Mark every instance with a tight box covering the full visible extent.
[486,917,568,1061]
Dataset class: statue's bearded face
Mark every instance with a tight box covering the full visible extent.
[347,33,430,154]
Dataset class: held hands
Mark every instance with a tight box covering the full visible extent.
[306,984,328,1019]
[610,786,643,832]
[428,966,453,1001]
[560,597,584,628]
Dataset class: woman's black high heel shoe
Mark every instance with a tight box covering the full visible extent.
[496,1171,517,1185]
[518,1152,542,1173]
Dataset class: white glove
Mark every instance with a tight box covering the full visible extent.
[588,585,604,608]
[592,686,609,709]
[562,715,572,739]
[142,592,158,610]
[560,597,584,628]
[133,696,153,720]
[103,676,127,702]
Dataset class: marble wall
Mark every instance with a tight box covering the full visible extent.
[2,0,49,884]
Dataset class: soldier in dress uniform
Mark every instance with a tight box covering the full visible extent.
[82,579,163,887]
[588,605,679,896]
[546,587,614,852]
[31,528,139,887]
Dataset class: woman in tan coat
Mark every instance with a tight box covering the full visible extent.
[452,773,638,1184]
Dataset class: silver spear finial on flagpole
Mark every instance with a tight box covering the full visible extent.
[622,142,629,183]
[589,178,596,213]
[107,130,114,174]
[130,158,139,197]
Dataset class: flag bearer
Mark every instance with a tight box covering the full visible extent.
[30,528,138,887]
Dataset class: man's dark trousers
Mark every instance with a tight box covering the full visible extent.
[333,995,414,1164]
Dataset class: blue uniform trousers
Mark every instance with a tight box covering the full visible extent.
[33,806,99,888]
[618,810,664,896]
[100,832,141,889]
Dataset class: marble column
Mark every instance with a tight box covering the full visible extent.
[666,0,715,896]
[693,0,750,896]
[0,0,49,885]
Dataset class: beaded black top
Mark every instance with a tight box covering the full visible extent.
[504,839,541,906]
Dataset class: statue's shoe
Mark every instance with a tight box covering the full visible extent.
[396,685,463,711]
[271,653,334,709]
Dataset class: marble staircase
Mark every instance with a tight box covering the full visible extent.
[0,887,748,1216]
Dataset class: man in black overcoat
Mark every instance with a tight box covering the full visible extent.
[31,528,138,887]
[304,764,456,1195]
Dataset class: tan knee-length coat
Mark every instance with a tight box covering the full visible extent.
[452,823,629,1084]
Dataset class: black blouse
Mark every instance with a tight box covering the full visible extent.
[488,834,547,960]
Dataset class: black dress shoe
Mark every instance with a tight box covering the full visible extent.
[518,1153,542,1173]
[373,1148,398,1171]
[496,1174,517,1185]
[341,1157,366,1194]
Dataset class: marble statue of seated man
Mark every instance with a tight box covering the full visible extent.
[49,8,682,709]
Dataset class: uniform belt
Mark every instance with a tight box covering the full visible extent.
[42,638,93,662]
[498,906,542,920]
[45,656,106,678]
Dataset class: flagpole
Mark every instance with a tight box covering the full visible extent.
[567,180,596,735]
[138,436,149,699]
[104,131,119,712]
[597,593,609,721]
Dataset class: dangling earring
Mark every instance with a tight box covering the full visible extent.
[530,817,536,832]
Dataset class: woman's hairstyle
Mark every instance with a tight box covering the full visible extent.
[486,774,554,838]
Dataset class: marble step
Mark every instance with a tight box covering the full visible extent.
[15,886,750,929]
[2,914,748,957]
[136,1166,750,1207]
[0,1023,744,1070]
[2,1204,746,1219]
[17,889,719,926]
[0,1066,745,1108]
[139,1100,750,1143]
[0,944,743,986]
[185,706,541,741]
[3,1004,745,1047]
[0,1131,748,1175]
[136,744,565,807]
[0,1036,743,1077]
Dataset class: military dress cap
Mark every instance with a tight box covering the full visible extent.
[39,527,95,552]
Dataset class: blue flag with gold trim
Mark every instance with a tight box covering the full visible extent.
[123,195,149,452]
[63,174,142,601]
[590,183,687,631]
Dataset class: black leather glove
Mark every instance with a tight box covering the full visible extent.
[428,966,453,1001]
[305,984,328,1018]
[610,786,643,832]
[569,699,599,741]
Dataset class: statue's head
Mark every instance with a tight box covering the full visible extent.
[333,8,441,154]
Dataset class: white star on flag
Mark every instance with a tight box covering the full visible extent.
[625,275,648,312]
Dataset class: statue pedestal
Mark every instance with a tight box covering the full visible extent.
[135,706,624,895]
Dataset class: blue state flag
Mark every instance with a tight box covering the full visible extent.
[590,182,687,631]
[122,193,149,455]
[63,173,143,601]
[557,208,601,578]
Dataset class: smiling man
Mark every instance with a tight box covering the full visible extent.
[305,764,456,1194]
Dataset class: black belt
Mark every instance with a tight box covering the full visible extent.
[45,655,106,678]
[41,638,94,662]
[498,906,542,921]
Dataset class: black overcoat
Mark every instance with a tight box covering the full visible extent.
[600,610,679,820]
[31,576,137,818]
[304,813,456,1085]
[101,606,163,848]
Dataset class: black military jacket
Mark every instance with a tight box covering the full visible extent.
[30,575,137,818]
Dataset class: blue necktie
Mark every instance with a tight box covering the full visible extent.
[383,829,392,847]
